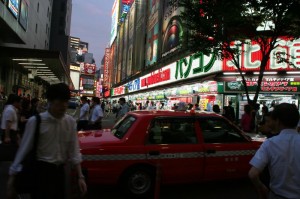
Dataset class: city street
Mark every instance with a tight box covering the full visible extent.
[0,113,258,199]
[87,178,257,199]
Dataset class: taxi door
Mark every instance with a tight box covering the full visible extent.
[145,117,205,184]
[198,117,257,180]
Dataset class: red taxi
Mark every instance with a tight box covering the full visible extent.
[78,111,261,197]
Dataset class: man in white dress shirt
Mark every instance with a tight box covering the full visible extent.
[88,97,103,130]
[116,98,130,121]
[77,96,90,131]
[7,83,87,199]
[1,94,22,145]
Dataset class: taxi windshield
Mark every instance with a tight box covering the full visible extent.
[111,116,136,139]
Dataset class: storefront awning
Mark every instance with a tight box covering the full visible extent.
[0,46,74,89]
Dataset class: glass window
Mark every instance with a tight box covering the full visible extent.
[148,118,197,144]
[199,118,247,143]
[112,116,136,139]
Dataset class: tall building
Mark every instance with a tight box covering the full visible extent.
[0,0,73,98]
[107,0,300,118]
[49,0,73,73]
[69,36,97,97]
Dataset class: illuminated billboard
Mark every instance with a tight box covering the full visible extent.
[145,0,161,67]
[80,75,95,91]
[8,0,19,18]
[122,17,129,79]
[134,0,147,72]
[80,63,96,75]
[103,48,111,88]
[161,0,184,58]
[110,0,119,46]
[127,1,136,77]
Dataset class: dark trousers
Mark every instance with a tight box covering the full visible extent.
[77,120,89,131]
[32,161,65,199]
[1,129,18,144]
[87,121,102,130]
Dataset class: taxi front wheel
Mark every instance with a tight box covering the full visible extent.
[120,167,155,198]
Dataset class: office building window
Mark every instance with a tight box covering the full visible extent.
[35,24,38,34]
[46,24,48,34]
[47,7,49,17]
[37,2,39,12]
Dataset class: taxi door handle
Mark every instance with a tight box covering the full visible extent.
[206,149,216,154]
[148,151,160,156]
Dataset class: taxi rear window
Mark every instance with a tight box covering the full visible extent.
[112,116,136,139]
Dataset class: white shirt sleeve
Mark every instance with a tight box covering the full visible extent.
[9,116,37,175]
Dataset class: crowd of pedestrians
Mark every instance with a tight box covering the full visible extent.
[0,83,87,199]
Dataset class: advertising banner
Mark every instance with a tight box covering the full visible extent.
[122,18,129,80]
[127,78,140,93]
[103,48,111,88]
[145,0,161,67]
[139,52,222,90]
[224,77,300,93]
[127,1,136,77]
[81,63,96,75]
[134,0,147,72]
[113,85,125,96]
[110,0,119,46]
[110,42,117,85]
[8,0,19,18]
[117,23,124,81]
[81,75,95,90]
[161,0,184,58]
[19,0,28,30]
[223,38,300,71]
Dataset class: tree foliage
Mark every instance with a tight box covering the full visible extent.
[180,0,300,104]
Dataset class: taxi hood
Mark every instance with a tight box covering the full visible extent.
[78,129,120,149]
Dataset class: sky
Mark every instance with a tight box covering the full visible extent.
[70,0,114,66]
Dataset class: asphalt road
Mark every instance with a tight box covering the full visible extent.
[87,178,258,199]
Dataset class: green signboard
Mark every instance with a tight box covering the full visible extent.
[224,80,300,92]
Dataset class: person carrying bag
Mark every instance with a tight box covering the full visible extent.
[7,83,87,199]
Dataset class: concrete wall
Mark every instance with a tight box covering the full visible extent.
[0,0,53,49]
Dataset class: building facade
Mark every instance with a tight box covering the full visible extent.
[0,0,73,99]
[105,0,300,121]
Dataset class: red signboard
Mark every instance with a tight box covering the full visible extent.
[103,48,111,87]
[223,38,300,72]
[81,63,96,75]
[113,86,125,96]
[141,68,171,87]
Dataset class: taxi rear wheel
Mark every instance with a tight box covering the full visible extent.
[121,167,155,198]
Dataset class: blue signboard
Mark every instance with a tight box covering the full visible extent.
[127,78,140,92]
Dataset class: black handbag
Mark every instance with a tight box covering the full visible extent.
[14,114,41,194]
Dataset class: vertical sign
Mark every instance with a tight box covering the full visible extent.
[145,0,161,67]
[122,16,129,80]
[161,0,184,57]
[117,23,124,82]
[110,0,119,46]
[103,48,111,88]
[134,0,147,71]
[127,2,136,76]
